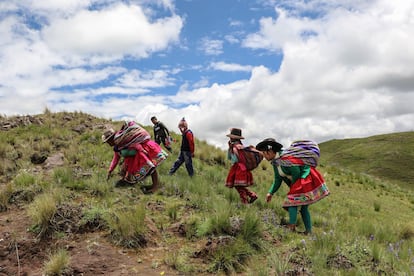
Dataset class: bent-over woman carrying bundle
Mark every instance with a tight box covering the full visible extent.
[256,138,329,234]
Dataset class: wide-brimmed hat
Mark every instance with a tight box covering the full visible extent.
[226,128,244,139]
[256,138,283,152]
[101,128,115,143]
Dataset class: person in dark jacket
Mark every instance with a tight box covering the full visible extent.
[169,117,195,177]
[150,116,172,152]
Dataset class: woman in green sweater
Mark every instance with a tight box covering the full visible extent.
[256,138,330,234]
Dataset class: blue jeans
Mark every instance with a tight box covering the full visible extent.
[169,151,194,176]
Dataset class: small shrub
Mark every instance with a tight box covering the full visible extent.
[43,248,70,275]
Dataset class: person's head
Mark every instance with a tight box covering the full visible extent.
[150,116,158,125]
[178,117,188,133]
[256,138,283,160]
[102,128,115,146]
[226,128,244,144]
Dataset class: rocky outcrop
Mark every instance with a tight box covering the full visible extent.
[0,115,43,130]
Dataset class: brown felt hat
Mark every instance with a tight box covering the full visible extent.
[226,128,244,139]
[101,128,115,143]
[256,138,283,152]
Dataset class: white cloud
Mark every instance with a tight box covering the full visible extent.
[0,1,183,115]
[198,37,223,55]
[42,4,183,58]
[116,69,175,89]
[210,62,253,72]
[156,0,414,148]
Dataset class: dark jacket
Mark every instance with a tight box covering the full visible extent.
[181,130,194,153]
[153,122,170,143]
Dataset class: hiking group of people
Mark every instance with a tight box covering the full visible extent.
[103,119,329,234]
[102,117,194,193]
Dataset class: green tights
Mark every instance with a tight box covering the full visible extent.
[288,205,311,233]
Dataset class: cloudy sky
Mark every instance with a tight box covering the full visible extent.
[1,0,413,149]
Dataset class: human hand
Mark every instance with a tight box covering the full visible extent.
[266,193,273,203]
[191,152,195,158]
[106,171,112,180]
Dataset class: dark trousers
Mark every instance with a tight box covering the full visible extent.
[155,136,172,152]
[169,151,193,176]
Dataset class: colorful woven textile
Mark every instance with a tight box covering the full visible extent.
[273,140,320,167]
[114,122,151,149]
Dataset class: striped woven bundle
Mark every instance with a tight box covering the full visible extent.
[113,123,151,150]
[274,140,320,167]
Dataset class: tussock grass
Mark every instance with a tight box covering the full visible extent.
[27,192,59,238]
[105,204,147,248]
[196,201,234,237]
[13,172,34,186]
[240,209,263,250]
[43,248,70,275]
[0,183,13,211]
[208,237,253,274]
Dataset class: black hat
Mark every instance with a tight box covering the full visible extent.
[256,138,283,152]
[226,128,244,139]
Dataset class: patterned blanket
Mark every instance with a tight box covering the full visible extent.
[272,140,320,167]
[113,122,151,150]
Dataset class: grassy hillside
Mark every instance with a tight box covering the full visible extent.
[319,131,414,190]
[0,111,413,275]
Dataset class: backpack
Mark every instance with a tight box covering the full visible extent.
[240,145,264,171]
[277,140,320,167]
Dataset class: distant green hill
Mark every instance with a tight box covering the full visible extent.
[319,131,414,190]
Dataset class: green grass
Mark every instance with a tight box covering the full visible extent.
[43,248,70,275]
[1,111,413,275]
[319,131,414,190]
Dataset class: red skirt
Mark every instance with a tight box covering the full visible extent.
[123,140,168,182]
[225,162,254,188]
[283,167,329,207]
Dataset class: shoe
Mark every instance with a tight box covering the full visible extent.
[141,186,155,194]
[115,179,131,187]
[249,195,258,204]
[287,224,296,232]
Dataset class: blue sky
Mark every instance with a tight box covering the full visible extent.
[1,0,413,149]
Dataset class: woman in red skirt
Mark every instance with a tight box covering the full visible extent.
[225,128,258,204]
[102,122,168,193]
[256,138,329,234]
